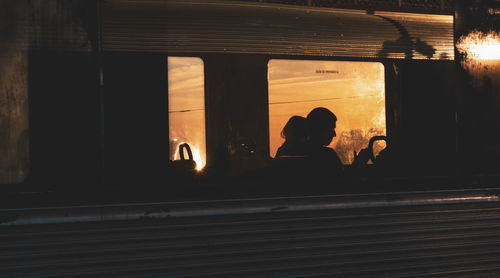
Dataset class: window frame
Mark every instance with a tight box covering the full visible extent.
[167,56,208,171]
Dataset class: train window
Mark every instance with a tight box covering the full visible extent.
[168,57,206,170]
[268,59,386,164]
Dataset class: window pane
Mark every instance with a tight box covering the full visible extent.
[168,57,206,170]
[268,60,386,164]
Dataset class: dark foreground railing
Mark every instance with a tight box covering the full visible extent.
[2,189,500,277]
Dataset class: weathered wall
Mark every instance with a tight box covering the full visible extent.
[0,0,99,185]
[0,1,30,184]
[28,0,95,52]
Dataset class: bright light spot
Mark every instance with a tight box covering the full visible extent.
[191,147,205,171]
[457,31,500,61]
[173,138,178,142]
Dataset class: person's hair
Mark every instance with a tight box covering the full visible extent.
[306,107,337,136]
[281,115,307,143]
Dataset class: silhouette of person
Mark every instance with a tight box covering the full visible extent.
[276,116,308,157]
[306,107,343,176]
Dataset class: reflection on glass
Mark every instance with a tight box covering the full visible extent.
[168,57,206,170]
[268,60,386,164]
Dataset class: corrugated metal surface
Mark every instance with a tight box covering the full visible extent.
[101,0,454,60]
[27,0,96,52]
[238,0,454,13]
[2,191,500,277]
[2,0,97,52]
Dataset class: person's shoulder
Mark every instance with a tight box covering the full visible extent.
[306,145,343,174]
[307,145,336,158]
[276,142,307,157]
[276,145,286,157]
[321,146,336,153]
[325,147,342,159]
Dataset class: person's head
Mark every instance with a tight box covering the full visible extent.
[307,107,337,146]
[281,116,308,144]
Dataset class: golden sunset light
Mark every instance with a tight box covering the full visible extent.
[268,60,386,164]
[168,57,206,170]
[457,31,500,61]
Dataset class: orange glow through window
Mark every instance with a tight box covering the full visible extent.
[168,57,206,170]
[268,60,386,164]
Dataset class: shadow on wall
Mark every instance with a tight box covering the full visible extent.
[375,14,436,59]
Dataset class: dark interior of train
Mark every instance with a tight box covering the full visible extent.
[1,0,500,208]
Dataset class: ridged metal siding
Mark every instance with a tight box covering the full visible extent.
[2,192,500,277]
[101,0,454,60]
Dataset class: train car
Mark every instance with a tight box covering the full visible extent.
[1,0,500,276]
